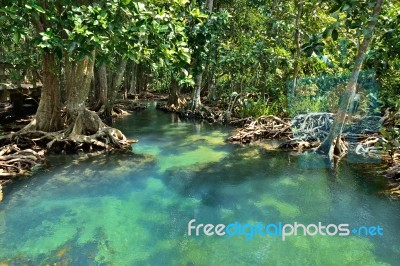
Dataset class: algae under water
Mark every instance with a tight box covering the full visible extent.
[0,108,400,265]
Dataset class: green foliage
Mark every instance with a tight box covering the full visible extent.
[0,0,398,124]
[289,95,329,116]
[381,112,400,159]
[0,0,195,85]
[381,127,400,154]
[239,97,282,117]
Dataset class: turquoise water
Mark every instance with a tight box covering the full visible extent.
[0,108,400,265]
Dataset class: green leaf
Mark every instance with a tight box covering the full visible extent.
[32,3,46,14]
[13,32,20,44]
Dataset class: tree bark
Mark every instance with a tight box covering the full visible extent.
[105,59,127,120]
[206,0,214,11]
[136,63,148,93]
[191,0,214,111]
[191,72,203,111]
[207,0,218,101]
[64,51,97,136]
[128,61,138,96]
[33,52,62,132]
[320,0,384,160]
[98,63,108,109]
[27,13,62,132]
[168,75,186,108]
[292,0,304,96]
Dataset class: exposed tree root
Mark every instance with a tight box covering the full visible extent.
[95,100,147,120]
[157,101,233,124]
[349,135,383,158]
[227,115,292,143]
[291,113,333,141]
[385,163,400,179]
[167,92,187,110]
[0,144,44,198]
[278,113,335,151]
[0,109,137,193]
[385,157,400,198]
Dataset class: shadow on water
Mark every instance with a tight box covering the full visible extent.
[0,108,399,265]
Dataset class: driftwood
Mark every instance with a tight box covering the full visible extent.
[227,115,291,143]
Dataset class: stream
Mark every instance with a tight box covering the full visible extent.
[0,106,399,265]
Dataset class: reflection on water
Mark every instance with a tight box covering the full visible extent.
[0,108,399,265]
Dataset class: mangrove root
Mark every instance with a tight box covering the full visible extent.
[227,115,291,143]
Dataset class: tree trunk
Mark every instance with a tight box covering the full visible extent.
[105,59,127,121]
[208,74,217,101]
[168,75,186,109]
[64,51,98,136]
[23,7,62,132]
[98,63,108,109]
[136,63,148,93]
[128,61,138,96]
[61,52,129,149]
[206,0,214,12]
[292,0,304,96]
[191,0,214,111]
[91,63,108,112]
[320,0,384,161]
[33,52,62,132]
[192,71,203,111]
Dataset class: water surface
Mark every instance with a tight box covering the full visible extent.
[0,107,399,265]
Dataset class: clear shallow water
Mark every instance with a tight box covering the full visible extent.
[0,108,400,265]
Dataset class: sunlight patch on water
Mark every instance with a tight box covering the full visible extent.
[254,195,301,218]
[157,145,229,173]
